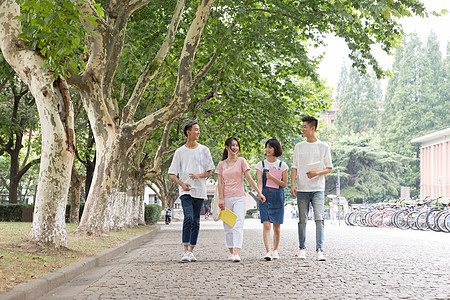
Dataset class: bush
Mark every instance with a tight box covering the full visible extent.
[0,204,23,221]
[0,203,86,222]
[245,208,258,219]
[145,204,163,224]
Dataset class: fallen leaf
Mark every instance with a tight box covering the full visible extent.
[43,264,48,268]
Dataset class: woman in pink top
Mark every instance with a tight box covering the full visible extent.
[216,137,265,262]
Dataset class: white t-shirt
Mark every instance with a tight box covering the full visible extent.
[255,159,289,172]
[292,140,332,192]
[168,144,215,199]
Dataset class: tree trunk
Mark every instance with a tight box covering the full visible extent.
[84,154,95,200]
[77,135,127,235]
[69,165,84,223]
[0,0,75,248]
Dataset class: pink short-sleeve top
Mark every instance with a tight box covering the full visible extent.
[215,157,250,198]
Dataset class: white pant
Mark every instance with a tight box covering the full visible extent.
[223,196,246,249]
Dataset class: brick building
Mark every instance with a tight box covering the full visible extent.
[411,127,450,199]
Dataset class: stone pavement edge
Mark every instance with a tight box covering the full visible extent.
[0,226,160,300]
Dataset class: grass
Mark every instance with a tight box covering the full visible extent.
[0,222,155,293]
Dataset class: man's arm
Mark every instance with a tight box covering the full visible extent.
[189,170,212,179]
[290,168,297,197]
[306,167,332,179]
[169,173,191,191]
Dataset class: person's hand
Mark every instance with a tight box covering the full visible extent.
[290,186,296,198]
[218,199,225,210]
[259,194,266,203]
[181,182,191,191]
[266,172,275,180]
[189,173,200,180]
[306,171,318,179]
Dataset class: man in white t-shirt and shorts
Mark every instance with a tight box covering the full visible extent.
[290,116,332,261]
[169,120,215,262]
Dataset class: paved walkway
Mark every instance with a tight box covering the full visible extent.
[39,218,449,299]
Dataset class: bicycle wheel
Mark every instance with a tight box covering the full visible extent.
[436,212,450,233]
[368,211,383,227]
[416,212,429,231]
[426,210,441,232]
[383,210,395,228]
[394,209,409,230]
[444,213,450,232]
[406,211,420,230]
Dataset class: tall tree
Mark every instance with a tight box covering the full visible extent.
[380,33,448,157]
[0,57,40,204]
[335,67,379,135]
[0,0,76,247]
[325,134,415,203]
[2,0,439,243]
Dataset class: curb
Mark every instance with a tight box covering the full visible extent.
[0,226,161,300]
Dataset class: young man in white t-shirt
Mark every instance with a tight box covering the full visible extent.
[168,120,215,262]
[290,116,332,261]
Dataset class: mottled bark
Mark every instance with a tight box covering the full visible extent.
[73,0,215,235]
[0,0,75,248]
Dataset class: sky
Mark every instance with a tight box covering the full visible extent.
[317,0,450,95]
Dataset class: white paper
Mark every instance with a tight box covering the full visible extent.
[180,175,196,188]
[307,161,321,172]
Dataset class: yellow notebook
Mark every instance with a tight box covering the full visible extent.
[219,208,237,227]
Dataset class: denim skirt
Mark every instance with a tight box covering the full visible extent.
[259,186,285,224]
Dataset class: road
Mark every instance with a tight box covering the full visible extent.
[40,218,450,299]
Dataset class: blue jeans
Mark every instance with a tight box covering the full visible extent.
[180,194,204,247]
[297,191,325,251]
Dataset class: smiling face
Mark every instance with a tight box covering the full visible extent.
[301,121,315,138]
[227,139,240,155]
[265,145,275,157]
[186,124,200,141]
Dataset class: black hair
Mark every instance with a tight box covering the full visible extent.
[222,137,240,161]
[302,116,318,131]
[265,138,283,157]
[183,120,199,137]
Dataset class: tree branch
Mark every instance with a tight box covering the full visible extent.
[191,20,236,91]
[0,174,10,190]
[17,158,40,180]
[246,8,305,24]
[123,0,216,143]
[20,128,33,169]
[144,120,174,179]
[192,68,223,118]
[121,0,186,124]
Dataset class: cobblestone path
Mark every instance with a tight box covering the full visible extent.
[41,218,450,299]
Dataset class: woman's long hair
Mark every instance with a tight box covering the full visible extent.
[222,137,241,161]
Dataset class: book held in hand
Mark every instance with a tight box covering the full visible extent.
[307,161,321,179]
[266,168,283,188]
[219,208,237,227]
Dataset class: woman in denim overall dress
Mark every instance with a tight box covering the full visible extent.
[256,139,289,261]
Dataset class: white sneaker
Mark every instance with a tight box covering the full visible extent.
[228,254,235,261]
[233,254,241,262]
[272,250,279,260]
[264,251,273,261]
[316,251,326,261]
[189,252,197,262]
[297,249,306,259]
[181,251,190,262]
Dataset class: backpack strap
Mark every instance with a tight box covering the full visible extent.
[278,160,282,168]
[262,160,265,168]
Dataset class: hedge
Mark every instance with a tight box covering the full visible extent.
[145,204,163,224]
